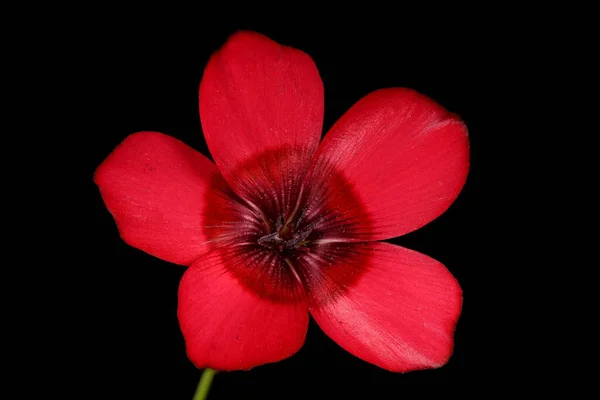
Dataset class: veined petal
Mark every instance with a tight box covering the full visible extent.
[306,88,469,240]
[309,242,462,372]
[178,253,309,371]
[94,131,237,265]
[199,31,324,217]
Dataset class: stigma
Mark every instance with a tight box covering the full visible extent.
[257,215,318,251]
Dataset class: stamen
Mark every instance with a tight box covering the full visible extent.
[258,231,284,247]
[256,214,319,251]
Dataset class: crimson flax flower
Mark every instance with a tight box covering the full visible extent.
[95,31,469,372]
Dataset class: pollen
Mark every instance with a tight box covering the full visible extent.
[258,215,316,251]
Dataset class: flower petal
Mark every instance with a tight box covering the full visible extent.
[94,131,236,266]
[199,31,324,215]
[178,253,309,371]
[307,88,469,240]
[308,242,462,372]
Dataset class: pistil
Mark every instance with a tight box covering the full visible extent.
[257,215,316,251]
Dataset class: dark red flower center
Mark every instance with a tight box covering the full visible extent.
[204,147,373,305]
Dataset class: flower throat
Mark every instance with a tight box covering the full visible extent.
[257,215,318,252]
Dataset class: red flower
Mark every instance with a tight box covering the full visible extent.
[95,31,469,372]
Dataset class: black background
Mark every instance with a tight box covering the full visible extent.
[82,21,490,398]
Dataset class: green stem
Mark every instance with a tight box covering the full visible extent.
[193,368,217,400]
